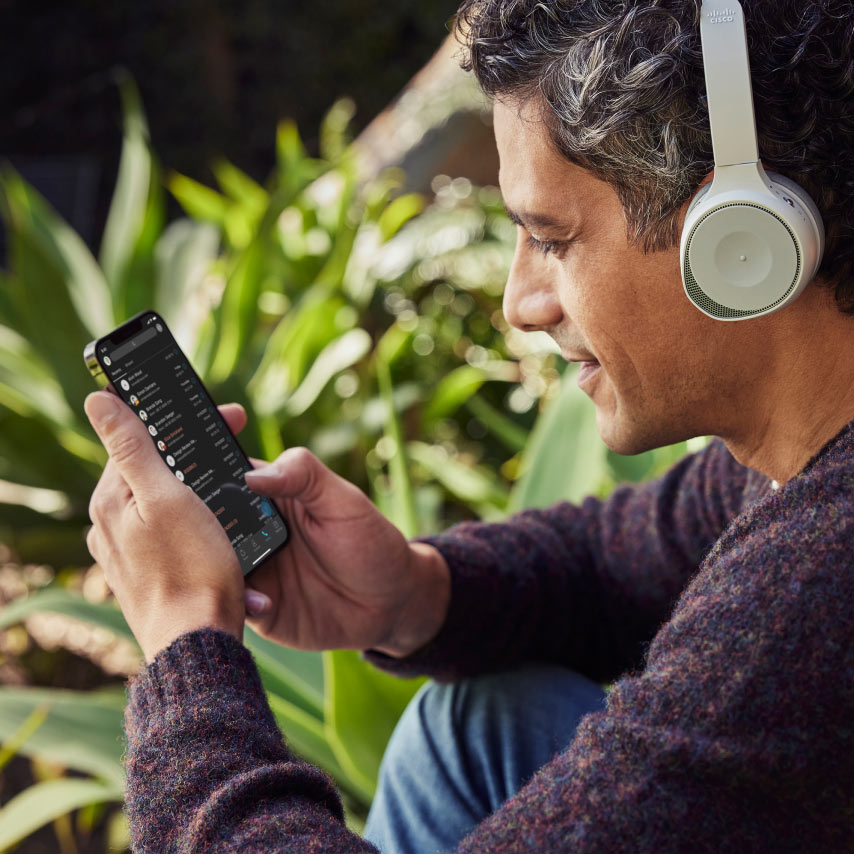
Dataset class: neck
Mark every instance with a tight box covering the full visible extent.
[719,284,854,483]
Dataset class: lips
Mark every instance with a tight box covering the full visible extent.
[576,360,601,388]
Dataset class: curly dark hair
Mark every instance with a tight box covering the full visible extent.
[455,0,854,311]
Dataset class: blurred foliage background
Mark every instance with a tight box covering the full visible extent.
[0,11,700,853]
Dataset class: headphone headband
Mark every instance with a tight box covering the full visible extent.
[700,2,759,168]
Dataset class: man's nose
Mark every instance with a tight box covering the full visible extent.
[502,235,563,332]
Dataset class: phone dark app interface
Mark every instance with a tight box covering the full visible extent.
[97,315,288,575]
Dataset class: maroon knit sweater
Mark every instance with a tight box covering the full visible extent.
[123,429,854,852]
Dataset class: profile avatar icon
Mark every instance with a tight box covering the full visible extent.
[120,379,130,391]
[148,425,158,436]
[175,470,185,482]
[166,455,175,467]
[139,410,148,422]
[103,356,112,366]
[157,440,167,452]
[130,394,140,406]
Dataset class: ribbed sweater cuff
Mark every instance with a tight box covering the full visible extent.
[126,626,280,738]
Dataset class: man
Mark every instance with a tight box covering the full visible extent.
[84,1,854,851]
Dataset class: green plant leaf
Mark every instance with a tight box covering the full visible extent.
[323,650,425,801]
[0,406,101,499]
[243,627,323,719]
[508,367,608,512]
[285,329,372,417]
[212,159,268,211]
[407,440,509,513]
[376,356,417,538]
[0,169,113,339]
[0,588,136,645]
[422,364,486,424]
[464,393,528,453]
[0,778,122,853]
[99,75,152,299]
[168,172,229,225]
[153,219,220,355]
[0,687,126,788]
[376,193,425,242]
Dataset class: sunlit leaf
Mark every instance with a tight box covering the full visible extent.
[99,74,152,299]
[0,778,122,853]
[508,367,608,512]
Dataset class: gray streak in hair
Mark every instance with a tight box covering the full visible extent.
[455,0,854,311]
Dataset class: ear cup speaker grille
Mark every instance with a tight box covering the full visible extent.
[684,203,802,319]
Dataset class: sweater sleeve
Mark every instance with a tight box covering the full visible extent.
[123,628,377,853]
[367,439,750,683]
[454,467,854,852]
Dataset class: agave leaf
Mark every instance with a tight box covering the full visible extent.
[99,75,153,300]
[508,367,608,512]
[0,588,136,645]
[0,686,126,788]
[0,778,123,853]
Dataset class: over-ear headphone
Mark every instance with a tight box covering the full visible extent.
[680,1,825,320]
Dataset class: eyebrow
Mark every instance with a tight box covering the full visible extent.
[503,204,568,234]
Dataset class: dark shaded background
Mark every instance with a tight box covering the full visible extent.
[1,0,460,248]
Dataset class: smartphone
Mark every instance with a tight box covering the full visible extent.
[83,309,289,576]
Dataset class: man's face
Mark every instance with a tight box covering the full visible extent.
[494,97,746,454]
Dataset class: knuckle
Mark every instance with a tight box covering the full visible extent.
[285,446,315,467]
[108,431,145,465]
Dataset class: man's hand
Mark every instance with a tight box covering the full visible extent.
[239,450,451,658]
[84,391,246,663]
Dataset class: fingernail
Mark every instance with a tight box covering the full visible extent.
[84,393,121,428]
[245,589,270,616]
[245,465,278,481]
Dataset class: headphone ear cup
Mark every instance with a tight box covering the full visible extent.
[680,169,825,320]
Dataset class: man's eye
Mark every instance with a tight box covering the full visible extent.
[526,234,566,257]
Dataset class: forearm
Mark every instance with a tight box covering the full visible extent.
[366,442,746,683]
[124,628,376,853]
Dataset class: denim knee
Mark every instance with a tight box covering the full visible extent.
[365,664,607,854]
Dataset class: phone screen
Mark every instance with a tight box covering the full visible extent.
[90,310,289,575]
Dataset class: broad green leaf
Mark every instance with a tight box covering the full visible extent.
[265,694,366,803]
[0,778,122,853]
[323,650,424,800]
[168,172,229,224]
[99,75,152,299]
[208,241,265,382]
[0,589,136,645]
[422,364,486,424]
[376,358,417,538]
[212,159,268,211]
[508,367,608,512]
[248,286,343,416]
[0,175,111,413]
[464,393,528,453]
[376,193,425,242]
[153,219,220,351]
[0,407,101,498]
[0,703,49,773]
[0,170,113,339]
[407,440,508,514]
[0,686,126,788]
[243,627,323,719]
[0,325,75,425]
[285,329,372,417]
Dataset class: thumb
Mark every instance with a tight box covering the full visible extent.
[85,391,172,497]
[243,447,339,510]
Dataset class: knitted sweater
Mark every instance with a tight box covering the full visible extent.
[123,428,854,852]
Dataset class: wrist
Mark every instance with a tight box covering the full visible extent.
[374,542,450,659]
[138,596,243,664]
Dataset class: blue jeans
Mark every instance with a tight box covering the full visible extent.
[363,665,608,854]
